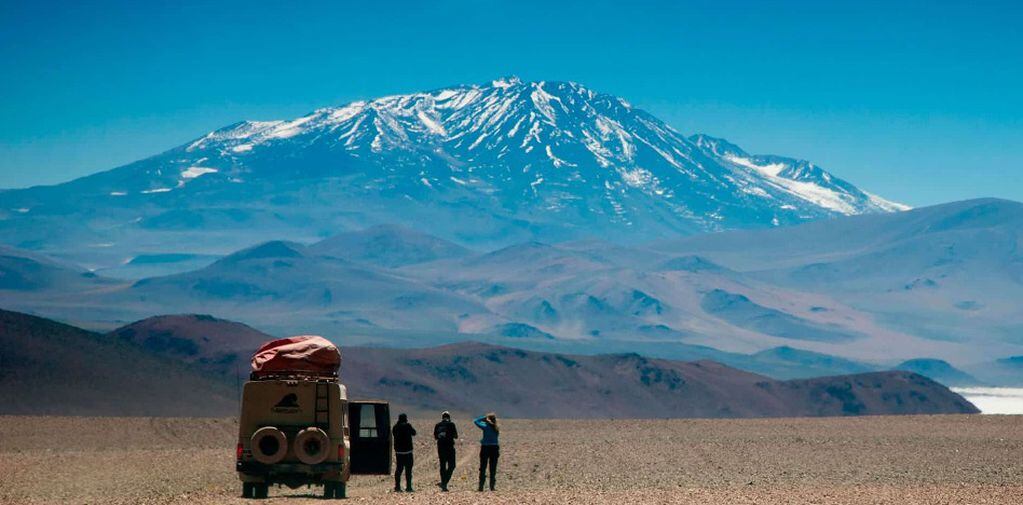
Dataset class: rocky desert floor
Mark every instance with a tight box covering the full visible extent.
[1,415,1022,504]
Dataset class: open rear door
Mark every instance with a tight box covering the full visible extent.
[347,401,391,475]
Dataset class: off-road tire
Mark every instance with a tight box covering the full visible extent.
[335,482,347,499]
[250,427,288,465]
[294,427,330,465]
[242,482,254,498]
[254,484,269,499]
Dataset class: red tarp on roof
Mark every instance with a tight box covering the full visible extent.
[251,335,341,375]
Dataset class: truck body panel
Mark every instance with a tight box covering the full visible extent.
[236,375,390,496]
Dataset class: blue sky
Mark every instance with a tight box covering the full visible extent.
[0,0,1020,206]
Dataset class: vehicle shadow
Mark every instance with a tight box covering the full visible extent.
[270,493,323,500]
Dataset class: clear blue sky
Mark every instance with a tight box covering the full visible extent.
[1,0,1020,207]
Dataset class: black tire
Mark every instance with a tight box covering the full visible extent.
[334,483,346,499]
[323,482,335,499]
[242,482,254,499]
[254,484,269,499]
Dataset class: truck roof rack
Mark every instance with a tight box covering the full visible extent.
[249,370,339,381]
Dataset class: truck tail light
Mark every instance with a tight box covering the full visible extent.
[337,444,345,460]
[236,443,244,461]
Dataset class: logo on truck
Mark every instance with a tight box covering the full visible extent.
[272,393,300,414]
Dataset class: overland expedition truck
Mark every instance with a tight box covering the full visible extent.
[236,336,392,499]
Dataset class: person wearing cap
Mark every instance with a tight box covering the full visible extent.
[392,413,417,492]
[433,411,459,491]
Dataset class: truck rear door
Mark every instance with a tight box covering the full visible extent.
[347,401,391,475]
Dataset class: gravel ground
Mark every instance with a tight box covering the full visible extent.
[1,415,1021,504]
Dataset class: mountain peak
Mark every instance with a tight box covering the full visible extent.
[491,76,522,88]
[173,78,904,226]
[0,77,909,271]
[219,241,305,264]
[689,134,749,158]
[309,225,470,267]
[187,78,633,154]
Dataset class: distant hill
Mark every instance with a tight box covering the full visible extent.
[653,198,1023,367]
[307,224,471,268]
[0,310,236,416]
[966,356,1023,387]
[117,240,489,334]
[894,359,981,387]
[107,314,273,376]
[2,310,975,418]
[0,245,114,292]
[748,346,877,379]
[341,343,978,418]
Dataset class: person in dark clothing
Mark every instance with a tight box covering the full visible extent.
[433,411,459,491]
[392,413,417,492]
[474,412,500,492]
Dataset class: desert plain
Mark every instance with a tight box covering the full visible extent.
[1,414,1021,504]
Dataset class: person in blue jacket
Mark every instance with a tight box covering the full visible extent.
[474,412,500,491]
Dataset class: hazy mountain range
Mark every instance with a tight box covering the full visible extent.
[0,78,1019,386]
[1,199,1020,385]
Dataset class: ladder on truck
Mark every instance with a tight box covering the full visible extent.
[314,380,331,430]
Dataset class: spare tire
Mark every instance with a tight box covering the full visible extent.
[251,426,288,464]
[294,427,330,465]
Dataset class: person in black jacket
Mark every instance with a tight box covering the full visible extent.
[433,411,459,491]
[392,413,417,492]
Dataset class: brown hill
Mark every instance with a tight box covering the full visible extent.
[107,314,272,376]
[340,342,979,418]
[0,309,237,416]
[0,310,978,418]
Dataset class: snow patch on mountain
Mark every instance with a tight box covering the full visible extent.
[866,192,913,212]
[725,154,786,177]
[724,154,858,215]
[180,167,218,179]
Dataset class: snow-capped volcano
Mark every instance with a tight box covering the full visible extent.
[176,77,904,226]
[0,77,906,269]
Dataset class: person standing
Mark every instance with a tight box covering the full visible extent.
[474,412,500,492]
[392,413,417,493]
[433,411,459,491]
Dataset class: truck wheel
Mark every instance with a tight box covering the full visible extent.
[250,427,288,465]
[323,482,335,499]
[242,482,254,498]
[254,483,269,499]
[334,483,346,499]
[295,427,330,465]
